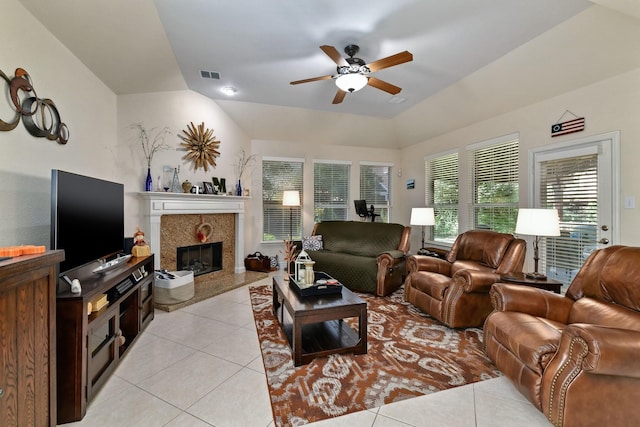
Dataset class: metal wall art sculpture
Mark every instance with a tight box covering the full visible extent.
[178,121,220,171]
[0,67,69,144]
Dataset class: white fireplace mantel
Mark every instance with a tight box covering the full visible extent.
[139,192,249,272]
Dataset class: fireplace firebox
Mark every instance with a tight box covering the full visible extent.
[176,242,222,276]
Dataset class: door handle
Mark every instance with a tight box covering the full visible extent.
[598,238,610,245]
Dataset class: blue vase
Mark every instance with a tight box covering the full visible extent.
[236,179,242,196]
[145,167,153,191]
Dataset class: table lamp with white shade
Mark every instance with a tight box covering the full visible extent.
[410,207,435,254]
[515,208,561,280]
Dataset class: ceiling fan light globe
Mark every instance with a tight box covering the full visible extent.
[336,74,367,93]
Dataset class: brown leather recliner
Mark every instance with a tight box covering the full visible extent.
[404,230,526,328]
[484,245,640,427]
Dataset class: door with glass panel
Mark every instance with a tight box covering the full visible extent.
[532,132,619,284]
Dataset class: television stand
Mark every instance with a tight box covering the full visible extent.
[56,254,155,424]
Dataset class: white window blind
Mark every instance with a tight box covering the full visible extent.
[262,158,303,241]
[360,163,391,222]
[469,137,519,232]
[425,151,458,243]
[314,161,350,222]
[540,153,598,282]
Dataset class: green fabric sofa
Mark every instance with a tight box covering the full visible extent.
[306,221,411,296]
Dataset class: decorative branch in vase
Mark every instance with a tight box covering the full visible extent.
[235,149,257,196]
[130,123,172,191]
[281,240,298,281]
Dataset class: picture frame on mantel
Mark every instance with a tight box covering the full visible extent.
[203,181,214,194]
[212,177,227,194]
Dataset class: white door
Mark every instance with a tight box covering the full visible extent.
[531,131,619,283]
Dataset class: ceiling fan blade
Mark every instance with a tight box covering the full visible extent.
[367,77,402,95]
[332,89,347,104]
[366,51,413,72]
[290,75,333,85]
[320,45,349,67]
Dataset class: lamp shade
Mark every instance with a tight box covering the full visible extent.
[515,208,560,236]
[335,74,368,92]
[410,207,435,226]
[282,190,300,207]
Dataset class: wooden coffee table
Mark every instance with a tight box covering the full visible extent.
[272,275,367,366]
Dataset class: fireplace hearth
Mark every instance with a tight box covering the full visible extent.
[140,193,247,273]
[177,242,222,276]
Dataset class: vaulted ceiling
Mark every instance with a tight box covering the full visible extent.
[18,0,640,148]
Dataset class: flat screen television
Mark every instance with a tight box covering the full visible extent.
[51,169,125,274]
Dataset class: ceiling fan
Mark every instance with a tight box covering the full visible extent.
[290,45,413,104]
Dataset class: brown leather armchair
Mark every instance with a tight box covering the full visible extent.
[404,230,526,328]
[484,245,640,427]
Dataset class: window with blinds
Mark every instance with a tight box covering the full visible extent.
[540,153,598,282]
[469,137,519,233]
[314,161,350,222]
[360,163,391,222]
[262,158,303,241]
[425,152,459,243]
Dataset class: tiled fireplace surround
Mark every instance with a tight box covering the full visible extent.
[139,192,248,274]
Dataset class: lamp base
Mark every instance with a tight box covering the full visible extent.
[525,272,547,280]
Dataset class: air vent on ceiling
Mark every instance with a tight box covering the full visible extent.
[388,96,407,104]
[200,70,221,80]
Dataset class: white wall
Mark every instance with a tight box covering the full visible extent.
[0,0,117,247]
[116,90,252,238]
[399,67,640,253]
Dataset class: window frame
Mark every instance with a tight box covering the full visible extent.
[313,159,351,223]
[261,156,304,242]
[359,162,393,223]
[466,133,519,234]
[425,149,459,244]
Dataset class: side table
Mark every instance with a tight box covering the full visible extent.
[500,272,563,294]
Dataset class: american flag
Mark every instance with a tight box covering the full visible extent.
[551,117,585,137]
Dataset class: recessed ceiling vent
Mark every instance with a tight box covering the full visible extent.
[200,70,221,79]
[388,96,407,104]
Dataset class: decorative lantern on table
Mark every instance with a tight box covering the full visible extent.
[294,250,313,283]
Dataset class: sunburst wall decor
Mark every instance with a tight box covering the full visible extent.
[178,121,220,171]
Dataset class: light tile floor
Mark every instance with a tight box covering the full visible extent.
[61,275,552,427]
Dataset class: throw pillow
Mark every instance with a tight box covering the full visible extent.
[302,235,323,251]
[270,254,279,269]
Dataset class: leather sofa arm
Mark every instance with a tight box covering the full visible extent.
[490,283,573,323]
[376,251,406,297]
[377,250,405,260]
[453,270,500,293]
[543,322,640,427]
[397,226,411,253]
[406,255,451,276]
[424,247,449,258]
[560,324,640,378]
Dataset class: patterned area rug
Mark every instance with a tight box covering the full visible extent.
[249,284,501,426]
